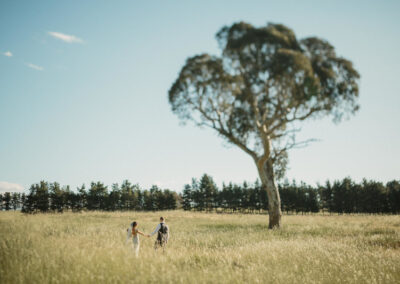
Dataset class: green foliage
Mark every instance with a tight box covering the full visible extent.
[387,180,400,213]
[50,182,65,212]
[200,174,218,211]
[182,176,400,214]
[22,181,50,213]
[3,192,12,211]
[169,22,360,179]
[2,177,398,215]
[18,180,180,214]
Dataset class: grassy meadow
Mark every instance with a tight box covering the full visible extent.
[0,211,399,283]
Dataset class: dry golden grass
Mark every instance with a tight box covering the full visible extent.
[1,211,399,283]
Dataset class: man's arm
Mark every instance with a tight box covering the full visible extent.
[150,224,161,236]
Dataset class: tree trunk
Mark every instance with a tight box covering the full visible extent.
[257,160,282,229]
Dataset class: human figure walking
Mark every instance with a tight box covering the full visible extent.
[126,221,149,257]
[150,217,169,251]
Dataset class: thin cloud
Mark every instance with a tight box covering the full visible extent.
[26,63,44,71]
[3,51,13,57]
[48,31,83,43]
[0,181,24,193]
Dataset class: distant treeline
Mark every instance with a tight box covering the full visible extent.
[182,175,400,214]
[1,175,399,214]
[0,181,179,213]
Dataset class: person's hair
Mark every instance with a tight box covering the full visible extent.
[160,217,164,221]
[131,221,137,228]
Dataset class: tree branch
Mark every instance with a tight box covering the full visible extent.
[195,98,258,160]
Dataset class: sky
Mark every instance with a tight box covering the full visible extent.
[1,0,399,193]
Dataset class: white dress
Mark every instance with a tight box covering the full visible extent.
[126,227,140,256]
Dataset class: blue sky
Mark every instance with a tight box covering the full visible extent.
[1,0,399,193]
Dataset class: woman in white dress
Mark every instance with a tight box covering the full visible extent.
[126,221,149,256]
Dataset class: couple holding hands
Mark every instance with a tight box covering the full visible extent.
[126,216,169,256]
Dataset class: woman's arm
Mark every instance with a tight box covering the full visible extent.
[137,230,150,237]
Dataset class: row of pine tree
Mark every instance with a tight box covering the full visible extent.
[182,175,400,214]
[1,175,399,214]
[0,180,178,213]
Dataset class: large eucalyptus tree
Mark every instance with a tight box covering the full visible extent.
[168,22,360,228]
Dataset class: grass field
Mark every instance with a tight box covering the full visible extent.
[1,211,399,283]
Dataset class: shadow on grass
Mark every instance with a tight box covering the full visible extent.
[198,223,400,250]
[366,238,400,249]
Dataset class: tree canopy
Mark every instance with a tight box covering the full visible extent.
[169,22,360,228]
[169,22,360,176]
